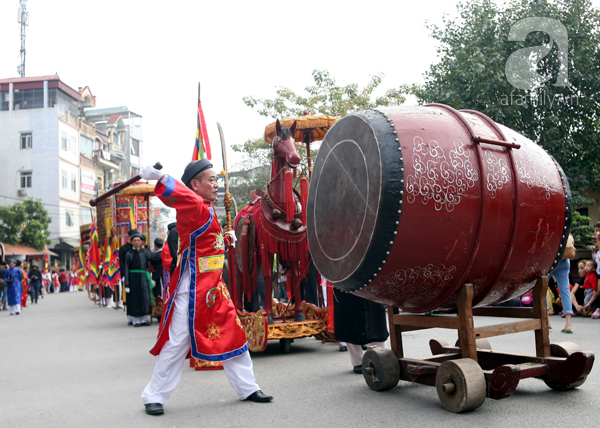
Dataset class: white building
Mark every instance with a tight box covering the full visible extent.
[0,75,144,267]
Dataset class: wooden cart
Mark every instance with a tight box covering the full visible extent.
[361,276,595,412]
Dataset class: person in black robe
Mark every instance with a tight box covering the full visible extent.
[116,229,138,308]
[150,238,164,299]
[167,222,178,276]
[333,289,389,374]
[123,233,161,326]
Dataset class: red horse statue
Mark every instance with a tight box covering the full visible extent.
[234,119,310,324]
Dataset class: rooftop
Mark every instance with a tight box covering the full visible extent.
[86,106,141,120]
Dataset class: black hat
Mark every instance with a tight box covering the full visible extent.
[181,159,213,187]
[154,238,164,247]
[130,232,143,241]
[168,222,177,231]
[127,229,138,237]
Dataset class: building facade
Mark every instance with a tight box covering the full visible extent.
[0,75,145,268]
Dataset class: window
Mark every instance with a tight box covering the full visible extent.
[20,132,32,149]
[131,138,139,156]
[70,173,77,192]
[61,132,69,151]
[69,135,77,154]
[61,170,68,189]
[13,88,43,110]
[65,210,74,227]
[20,171,32,188]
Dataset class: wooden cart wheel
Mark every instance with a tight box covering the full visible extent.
[544,342,588,391]
[454,338,492,350]
[362,347,400,391]
[435,358,486,413]
[280,338,292,354]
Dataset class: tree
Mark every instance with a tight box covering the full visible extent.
[233,70,413,203]
[416,0,600,192]
[0,198,52,250]
[243,69,415,119]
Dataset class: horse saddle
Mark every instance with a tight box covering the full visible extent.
[256,189,306,234]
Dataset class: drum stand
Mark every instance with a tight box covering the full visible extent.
[362,276,595,413]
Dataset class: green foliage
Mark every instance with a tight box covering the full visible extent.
[572,190,597,246]
[243,69,416,119]
[234,70,413,203]
[572,209,594,246]
[416,0,600,192]
[0,198,52,250]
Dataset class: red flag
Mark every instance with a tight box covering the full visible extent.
[192,99,211,160]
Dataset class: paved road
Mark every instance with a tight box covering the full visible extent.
[1,292,599,427]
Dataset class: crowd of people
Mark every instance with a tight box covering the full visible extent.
[0,259,80,315]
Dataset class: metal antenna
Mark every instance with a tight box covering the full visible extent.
[17,0,28,77]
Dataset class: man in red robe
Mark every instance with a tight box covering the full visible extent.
[139,160,272,416]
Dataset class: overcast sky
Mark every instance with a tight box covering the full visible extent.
[1,0,598,180]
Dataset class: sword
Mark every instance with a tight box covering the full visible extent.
[217,122,238,308]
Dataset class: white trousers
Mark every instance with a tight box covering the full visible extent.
[141,290,260,405]
[348,342,385,367]
[9,304,21,315]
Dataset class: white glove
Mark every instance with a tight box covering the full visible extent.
[139,165,165,181]
[225,230,237,248]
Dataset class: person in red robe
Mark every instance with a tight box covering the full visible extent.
[139,160,272,416]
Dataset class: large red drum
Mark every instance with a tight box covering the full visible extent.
[307,104,572,313]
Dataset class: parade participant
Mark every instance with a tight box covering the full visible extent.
[4,260,23,315]
[28,265,42,304]
[17,261,29,308]
[151,238,164,299]
[333,287,389,374]
[139,160,272,416]
[166,222,178,276]
[117,229,138,307]
[0,261,7,310]
[69,269,78,292]
[122,233,161,327]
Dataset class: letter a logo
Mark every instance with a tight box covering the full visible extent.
[505,17,569,90]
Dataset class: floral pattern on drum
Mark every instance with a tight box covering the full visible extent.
[406,137,478,212]
[514,149,560,200]
[485,151,511,198]
[374,264,458,304]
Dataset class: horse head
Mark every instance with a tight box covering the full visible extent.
[273,119,300,168]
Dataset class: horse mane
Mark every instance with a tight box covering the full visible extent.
[279,125,293,141]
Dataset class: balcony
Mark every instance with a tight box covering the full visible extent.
[93,149,119,170]
[110,142,125,159]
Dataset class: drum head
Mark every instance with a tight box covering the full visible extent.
[307,110,404,292]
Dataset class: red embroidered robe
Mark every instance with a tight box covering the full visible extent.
[150,175,247,361]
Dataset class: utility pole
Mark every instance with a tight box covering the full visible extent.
[17,0,28,77]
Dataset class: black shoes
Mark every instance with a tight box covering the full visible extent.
[244,390,273,402]
[353,365,363,374]
[339,345,348,352]
[145,403,164,415]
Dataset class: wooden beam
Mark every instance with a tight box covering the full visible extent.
[388,306,404,358]
[473,319,541,339]
[472,306,534,318]
[532,276,551,357]
[457,284,477,361]
[392,314,460,329]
